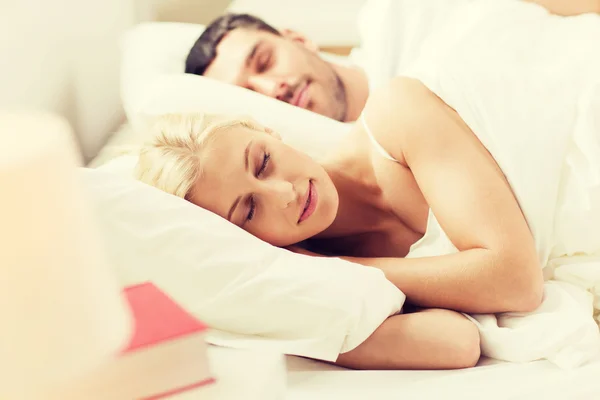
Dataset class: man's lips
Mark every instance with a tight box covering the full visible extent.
[290,82,309,108]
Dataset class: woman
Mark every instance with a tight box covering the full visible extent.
[134,81,539,371]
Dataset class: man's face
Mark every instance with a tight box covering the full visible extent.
[203,28,347,121]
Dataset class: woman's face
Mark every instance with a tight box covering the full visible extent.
[187,124,339,246]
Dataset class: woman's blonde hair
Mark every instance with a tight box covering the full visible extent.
[135,113,261,199]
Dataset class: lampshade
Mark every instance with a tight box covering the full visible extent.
[0,112,132,397]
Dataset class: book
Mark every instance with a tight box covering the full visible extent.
[47,282,214,399]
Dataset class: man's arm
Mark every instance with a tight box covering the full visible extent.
[524,0,600,15]
[335,309,480,370]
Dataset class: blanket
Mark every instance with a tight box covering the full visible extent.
[403,0,600,368]
[354,0,477,88]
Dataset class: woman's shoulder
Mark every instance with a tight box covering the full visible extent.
[361,77,446,164]
[367,77,436,111]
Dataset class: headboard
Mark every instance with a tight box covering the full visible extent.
[0,0,158,163]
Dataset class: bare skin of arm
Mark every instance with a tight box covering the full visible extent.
[524,0,600,15]
[340,78,543,314]
[335,309,481,370]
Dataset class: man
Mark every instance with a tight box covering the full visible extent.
[185,13,369,122]
[185,0,598,124]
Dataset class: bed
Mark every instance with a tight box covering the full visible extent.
[286,354,600,399]
[4,0,600,398]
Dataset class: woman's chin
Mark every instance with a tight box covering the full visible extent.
[268,235,308,249]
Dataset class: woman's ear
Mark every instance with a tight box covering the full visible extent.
[281,29,319,53]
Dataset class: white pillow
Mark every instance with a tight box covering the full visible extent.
[96,154,138,177]
[120,22,352,160]
[82,167,404,360]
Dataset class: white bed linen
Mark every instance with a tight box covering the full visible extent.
[87,123,138,168]
[285,355,600,399]
[83,168,405,362]
[399,0,600,367]
[353,0,476,90]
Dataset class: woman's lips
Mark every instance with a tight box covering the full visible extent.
[298,180,317,223]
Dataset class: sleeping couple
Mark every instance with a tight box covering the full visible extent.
[136,0,600,370]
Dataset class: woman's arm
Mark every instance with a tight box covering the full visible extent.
[524,0,600,16]
[335,309,480,370]
[356,77,543,314]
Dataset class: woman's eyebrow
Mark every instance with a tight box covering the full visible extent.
[227,196,241,222]
[244,140,253,172]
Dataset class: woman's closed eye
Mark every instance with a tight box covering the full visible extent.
[246,196,256,222]
[246,153,270,222]
[257,152,270,177]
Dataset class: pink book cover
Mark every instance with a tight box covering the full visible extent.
[121,282,215,399]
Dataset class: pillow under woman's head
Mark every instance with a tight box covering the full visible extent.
[82,167,404,361]
[135,112,339,247]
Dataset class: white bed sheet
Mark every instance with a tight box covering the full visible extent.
[285,355,600,399]
[87,123,140,168]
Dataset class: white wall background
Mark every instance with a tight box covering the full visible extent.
[155,0,364,47]
[156,0,232,24]
[228,0,366,46]
[0,0,151,161]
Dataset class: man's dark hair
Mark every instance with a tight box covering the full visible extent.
[185,13,279,75]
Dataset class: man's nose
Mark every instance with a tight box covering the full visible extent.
[262,180,295,209]
[247,76,289,101]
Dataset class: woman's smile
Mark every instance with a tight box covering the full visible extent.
[298,180,318,223]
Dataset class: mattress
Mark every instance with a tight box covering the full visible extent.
[284,355,600,399]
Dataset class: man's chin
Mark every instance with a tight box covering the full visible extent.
[319,102,347,122]
[301,92,345,120]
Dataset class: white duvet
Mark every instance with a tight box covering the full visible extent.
[391,0,600,367]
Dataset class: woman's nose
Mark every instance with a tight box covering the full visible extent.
[264,180,295,209]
